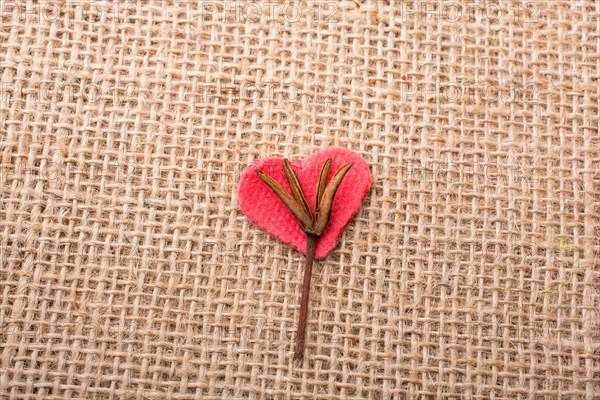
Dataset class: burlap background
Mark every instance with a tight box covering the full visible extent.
[1,1,599,399]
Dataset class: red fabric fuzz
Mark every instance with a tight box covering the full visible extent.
[238,147,371,259]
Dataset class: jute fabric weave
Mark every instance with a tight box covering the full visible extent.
[1,1,599,399]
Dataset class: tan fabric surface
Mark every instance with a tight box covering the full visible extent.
[1,1,599,399]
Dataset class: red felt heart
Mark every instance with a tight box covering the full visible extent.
[238,147,371,259]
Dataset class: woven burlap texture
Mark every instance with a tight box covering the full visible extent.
[1,1,599,399]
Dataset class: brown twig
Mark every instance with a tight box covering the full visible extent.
[294,233,317,360]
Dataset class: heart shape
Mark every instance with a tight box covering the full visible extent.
[238,147,371,259]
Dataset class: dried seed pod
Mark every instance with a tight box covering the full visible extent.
[256,158,353,359]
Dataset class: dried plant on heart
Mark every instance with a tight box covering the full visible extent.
[256,159,353,360]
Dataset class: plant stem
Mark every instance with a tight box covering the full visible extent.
[294,233,317,360]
